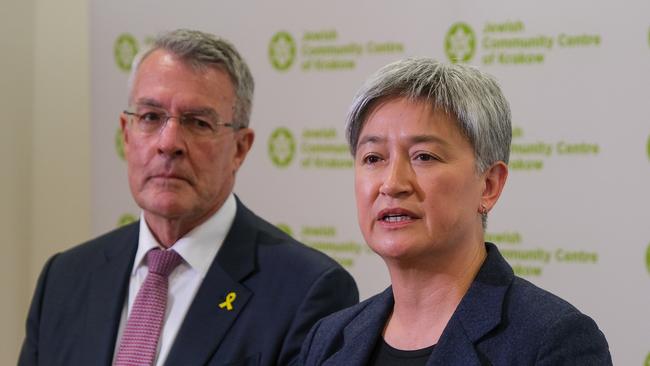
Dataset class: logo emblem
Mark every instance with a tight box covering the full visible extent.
[114,33,139,72]
[219,292,237,311]
[445,22,476,63]
[268,127,296,168]
[117,213,137,227]
[115,128,125,160]
[276,223,294,237]
[269,31,296,71]
[646,242,650,275]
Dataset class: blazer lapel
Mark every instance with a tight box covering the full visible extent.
[428,243,513,366]
[323,288,394,366]
[80,223,139,365]
[164,199,257,366]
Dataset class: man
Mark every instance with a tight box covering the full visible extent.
[19,29,358,366]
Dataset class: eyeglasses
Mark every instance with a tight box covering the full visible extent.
[123,109,237,138]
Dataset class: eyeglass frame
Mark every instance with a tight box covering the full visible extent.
[122,109,240,138]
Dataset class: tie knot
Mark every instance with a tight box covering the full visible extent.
[147,249,182,277]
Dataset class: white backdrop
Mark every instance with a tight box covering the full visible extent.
[91,1,650,364]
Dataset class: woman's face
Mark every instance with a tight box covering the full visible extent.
[354,97,487,263]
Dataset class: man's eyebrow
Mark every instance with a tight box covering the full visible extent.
[182,107,220,119]
[133,99,221,120]
[134,98,164,109]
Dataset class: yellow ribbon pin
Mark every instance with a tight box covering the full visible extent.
[219,292,237,311]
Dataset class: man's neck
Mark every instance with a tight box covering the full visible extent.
[144,205,222,248]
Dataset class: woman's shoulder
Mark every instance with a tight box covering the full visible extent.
[507,275,583,322]
[315,287,393,332]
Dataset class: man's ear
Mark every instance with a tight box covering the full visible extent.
[232,128,255,173]
[120,113,130,155]
[480,161,508,212]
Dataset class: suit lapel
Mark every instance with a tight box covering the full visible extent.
[427,243,513,365]
[323,288,394,366]
[164,199,257,366]
[80,223,139,365]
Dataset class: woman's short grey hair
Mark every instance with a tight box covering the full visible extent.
[346,58,511,174]
[128,29,254,128]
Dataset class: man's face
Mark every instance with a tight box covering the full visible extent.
[121,49,253,228]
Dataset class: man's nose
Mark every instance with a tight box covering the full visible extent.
[157,118,187,157]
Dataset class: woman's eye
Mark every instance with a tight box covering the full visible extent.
[414,153,437,162]
[363,155,382,164]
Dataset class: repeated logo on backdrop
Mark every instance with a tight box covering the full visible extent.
[268,32,297,71]
[444,20,601,66]
[268,127,351,169]
[275,223,365,268]
[114,33,139,72]
[646,242,650,275]
[118,213,137,227]
[115,128,125,160]
[508,126,600,172]
[268,127,296,168]
[445,23,477,63]
[113,33,156,72]
[268,29,405,72]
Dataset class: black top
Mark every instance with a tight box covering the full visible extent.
[368,337,435,366]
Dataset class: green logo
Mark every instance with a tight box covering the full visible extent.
[646,243,650,275]
[269,31,296,71]
[276,223,293,237]
[445,22,476,63]
[115,128,125,160]
[645,352,650,366]
[268,127,296,167]
[114,33,139,72]
[117,213,137,227]
[647,135,650,161]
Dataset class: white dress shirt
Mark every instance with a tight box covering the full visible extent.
[113,194,237,366]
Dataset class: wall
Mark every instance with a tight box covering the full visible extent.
[0,0,91,363]
[0,0,34,362]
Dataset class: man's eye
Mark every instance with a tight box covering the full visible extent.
[140,112,163,123]
[183,116,215,131]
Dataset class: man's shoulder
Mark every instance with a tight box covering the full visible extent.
[50,222,138,268]
[240,204,344,272]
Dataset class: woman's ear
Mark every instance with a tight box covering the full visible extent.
[480,161,509,212]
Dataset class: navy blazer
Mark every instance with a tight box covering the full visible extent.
[300,243,612,366]
[19,199,359,366]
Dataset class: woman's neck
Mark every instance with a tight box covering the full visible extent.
[383,242,487,350]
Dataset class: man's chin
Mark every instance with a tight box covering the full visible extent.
[138,197,194,220]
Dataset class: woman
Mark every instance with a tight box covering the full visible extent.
[300,58,612,365]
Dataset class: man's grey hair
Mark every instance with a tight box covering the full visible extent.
[128,29,254,128]
[346,58,511,174]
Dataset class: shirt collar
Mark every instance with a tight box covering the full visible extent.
[133,193,237,277]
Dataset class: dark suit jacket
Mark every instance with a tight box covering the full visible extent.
[19,199,359,366]
[300,243,612,366]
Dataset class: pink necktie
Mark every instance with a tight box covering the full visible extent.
[115,249,182,366]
